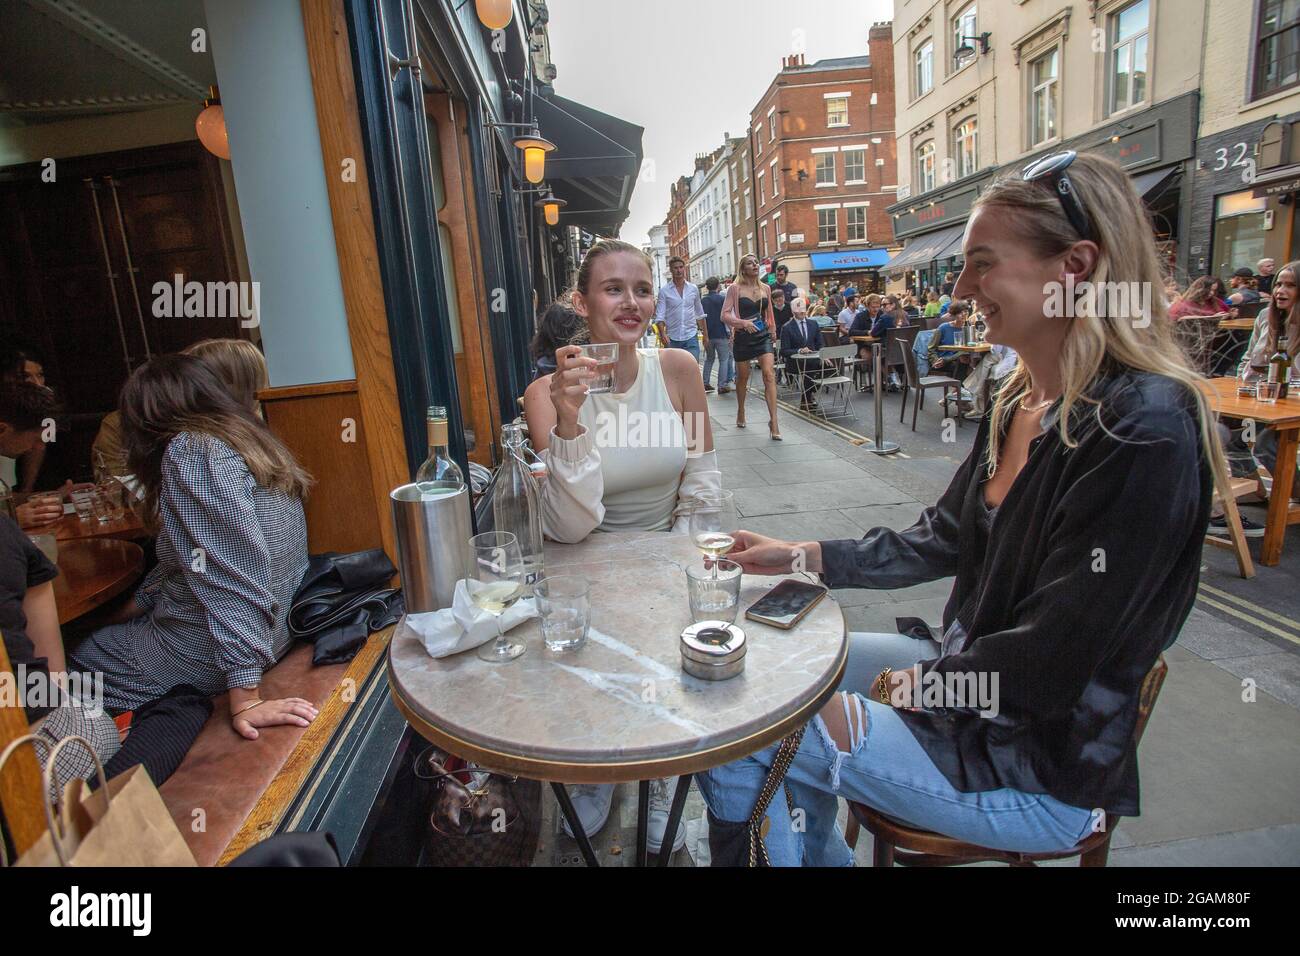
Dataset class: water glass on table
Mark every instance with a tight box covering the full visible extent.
[1258,382,1281,405]
[70,490,97,521]
[686,559,742,624]
[535,575,590,651]
[97,480,126,521]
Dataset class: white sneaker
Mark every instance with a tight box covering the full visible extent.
[559,783,613,839]
[646,777,688,855]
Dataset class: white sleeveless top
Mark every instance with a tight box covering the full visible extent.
[577,348,688,532]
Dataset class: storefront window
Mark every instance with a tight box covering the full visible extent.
[1211,191,1268,277]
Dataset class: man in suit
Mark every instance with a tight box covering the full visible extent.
[780,310,825,410]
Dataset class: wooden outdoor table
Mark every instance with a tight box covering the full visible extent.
[52,538,145,624]
[388,530,848,866]
[1199,377,1300,565]
[1218,317,1256,331]
[850,335,879,344]
[945,343,992,354]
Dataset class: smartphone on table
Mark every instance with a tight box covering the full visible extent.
[745,578,828,629]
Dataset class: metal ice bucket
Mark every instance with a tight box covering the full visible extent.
[391,483,472,613]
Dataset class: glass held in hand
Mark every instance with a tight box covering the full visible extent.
[578,342,620,394]
[468,531,527,662]
[689,490,738,578]
[686,559,743,625]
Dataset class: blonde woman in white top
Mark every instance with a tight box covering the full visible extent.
[522,238,722,853]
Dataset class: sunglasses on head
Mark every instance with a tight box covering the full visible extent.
[1021,150,1097,246]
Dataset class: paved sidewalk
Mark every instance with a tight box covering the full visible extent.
[536,377,1300,866]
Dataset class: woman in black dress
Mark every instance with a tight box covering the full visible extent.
[720,254,781,440]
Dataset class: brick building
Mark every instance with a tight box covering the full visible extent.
[666,175,691,265]
[743,22,898,297]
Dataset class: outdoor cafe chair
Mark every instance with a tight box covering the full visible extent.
[844,656,1168,867]
[808,344,856,420]
[897,335,962,431]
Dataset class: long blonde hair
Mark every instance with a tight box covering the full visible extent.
[977,153,1224,484]
[182,338,269,411]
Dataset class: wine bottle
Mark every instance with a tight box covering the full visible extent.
[415,406,465,498]
[1269,336,1291,400]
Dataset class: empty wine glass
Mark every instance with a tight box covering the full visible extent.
[468,531,527,662]
[689,491,738,579]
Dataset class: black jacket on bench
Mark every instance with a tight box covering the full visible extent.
[818,365,1212,817]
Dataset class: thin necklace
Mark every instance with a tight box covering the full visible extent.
[1019,395,1055,413]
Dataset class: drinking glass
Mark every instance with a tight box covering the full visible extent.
[689,490,738,578]
[468,531,527,662]
[535,575,590,651]
[1258,382,1280,405]
[686,560,742,624]
[578,343,620,394]
[98,481,126,521]
[71,490,95,521]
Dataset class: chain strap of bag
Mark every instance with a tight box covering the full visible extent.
[745,726,806,867]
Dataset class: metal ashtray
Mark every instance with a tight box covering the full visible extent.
[680,621,747,681]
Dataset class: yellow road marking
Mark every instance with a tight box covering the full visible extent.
[1199,582,1300,634]
[1195,594,1300,648]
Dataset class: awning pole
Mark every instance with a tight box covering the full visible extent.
[865,343,899,455]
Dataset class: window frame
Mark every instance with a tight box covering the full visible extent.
[817,207,838,244]
[951,3,978,75]
[1252,0,1300,100]
[915,139,937,194]
[953,117,978,180]
[815,152,837,187]
[914,38,935,99]
[1028,47,1060,148]
[846,205,867,242]
[1107,0,1150,116]
[826,96,850,127]
[843,148,867,184]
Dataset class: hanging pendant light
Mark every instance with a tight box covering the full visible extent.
[195,85,230,160]
[535,192,567,226]
[513,127,556,184]
[475,0,513,30]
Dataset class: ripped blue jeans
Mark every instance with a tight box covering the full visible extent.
[696,631,1096,866]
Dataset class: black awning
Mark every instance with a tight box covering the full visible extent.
[1132,165,1180,202]
[882,224,966,274]
[534,92,644,235]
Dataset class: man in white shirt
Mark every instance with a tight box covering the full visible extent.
[654,257,706,361]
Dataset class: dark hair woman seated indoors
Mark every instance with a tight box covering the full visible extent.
[697,152,1219,866]
[69,354,318,740]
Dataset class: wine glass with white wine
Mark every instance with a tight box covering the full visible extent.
[689,490,738,578]
[469,531,527,662]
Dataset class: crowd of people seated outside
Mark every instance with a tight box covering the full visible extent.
[1,338,318,803]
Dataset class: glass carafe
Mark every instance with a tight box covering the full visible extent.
[493,422,545,590]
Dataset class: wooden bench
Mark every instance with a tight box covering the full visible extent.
[0,627,394,867]
[158,625,394,866]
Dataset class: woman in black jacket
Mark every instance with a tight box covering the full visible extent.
[697,151,1220,865]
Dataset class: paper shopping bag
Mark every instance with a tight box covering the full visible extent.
[3,735,196,867]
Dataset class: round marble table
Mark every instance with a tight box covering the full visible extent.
[388,530,848,864]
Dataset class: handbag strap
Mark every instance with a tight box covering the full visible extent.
[745,726,806,867]
[40,736,111,866]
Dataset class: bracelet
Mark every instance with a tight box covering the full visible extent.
[877,667,893,706]
[231,698,265,718]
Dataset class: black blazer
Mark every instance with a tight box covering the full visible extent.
[779,317,822,354]
[819,367,1211,816]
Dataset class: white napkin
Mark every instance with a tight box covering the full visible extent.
[402,578,538,658]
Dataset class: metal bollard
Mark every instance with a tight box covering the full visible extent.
[865,342,900,455]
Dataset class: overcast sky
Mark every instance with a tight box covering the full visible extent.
[546,0,896,249]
